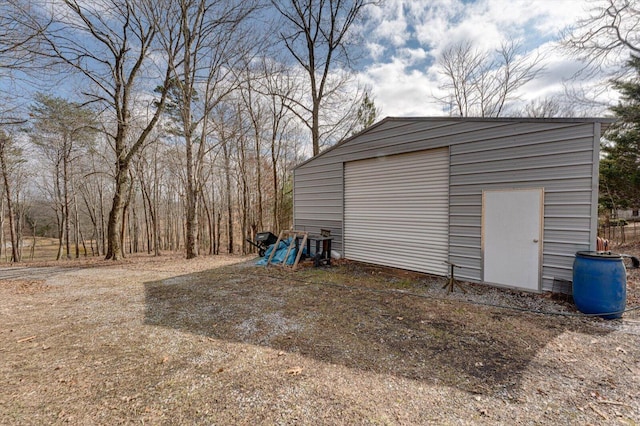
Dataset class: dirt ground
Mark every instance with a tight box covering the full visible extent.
[1,250,639,425]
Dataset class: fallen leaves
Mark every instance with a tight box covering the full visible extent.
[121,394,141,403]
[286,366,303,376]
[2,279,49,295]
[588,403,608,420]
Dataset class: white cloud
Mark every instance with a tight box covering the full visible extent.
[367,0,410,47]
[358,60,442,117]
[366,42,386,61]
[359,0,599,117]
[397,47,428,63]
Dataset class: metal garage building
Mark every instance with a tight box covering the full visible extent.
[293,117,613,292]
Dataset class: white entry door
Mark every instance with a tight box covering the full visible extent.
[483,189,543,291]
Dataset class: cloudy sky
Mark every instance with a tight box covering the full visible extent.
[355,0,601,117]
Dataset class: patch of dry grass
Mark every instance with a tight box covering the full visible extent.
[1,254,639,425]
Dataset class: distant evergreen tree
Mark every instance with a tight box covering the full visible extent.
[601,55,640,212]
[352,92,379,135]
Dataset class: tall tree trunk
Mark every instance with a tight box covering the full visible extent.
[99,178,105,256]
[30,220,37,261]
[153,152,160,256]
[0,141,20,263]
[203,195,214,255]
[223,141,233,254]
[271,142,279,232]
[255,137,263,232]
[0,199,4,260]
[56,213,64,261]
[312,100,320,156]
[215,210,221,255]
[141,187,151,254]
[63,151,71,259]
[132,202,140,254]
[74,189,80,258]
[105,162,129,260]
[185,137,198,258]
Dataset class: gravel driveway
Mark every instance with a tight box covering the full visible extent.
[1,254,639,424]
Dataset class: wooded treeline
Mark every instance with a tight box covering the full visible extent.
[0,0,375,261]
[2,0,640,261]
[1,74,311,261]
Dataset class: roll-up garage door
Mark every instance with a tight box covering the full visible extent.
[344,148,449,275]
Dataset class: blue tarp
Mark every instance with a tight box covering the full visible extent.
[256,237,299,266]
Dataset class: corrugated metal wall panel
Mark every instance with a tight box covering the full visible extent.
[293,161,343,240]
[544,190,593,203]
[295,118,600,292]
[450,205,482,216]
[294,219,343,252]
[324,123,512,163]
[450,235,481,248]
[451,126,593,155]
[450,151,594,175]
[296,199,342,212]
[545,217,592,231]
[344,148,449,275]
[450,177,594,193]
[451,165,593,185]
[449,122,597,291]
[543,228,591,241]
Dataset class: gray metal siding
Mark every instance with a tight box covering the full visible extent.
[294,219,344,253]
[344,149,449,275]
[293,162,344,251]
[294,118,600,292]
[449,123,596,291]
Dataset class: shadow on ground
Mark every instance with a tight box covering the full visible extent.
[143,263,610,396]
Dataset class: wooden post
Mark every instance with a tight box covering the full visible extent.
[266,230,308,269]
[266,230,284,266]
[281,232,297,268]
[292,234,308,270]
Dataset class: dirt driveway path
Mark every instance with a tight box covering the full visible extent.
[1,254,639,425]
[0,266,83,281]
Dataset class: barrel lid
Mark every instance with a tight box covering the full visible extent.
[576,251,622,259]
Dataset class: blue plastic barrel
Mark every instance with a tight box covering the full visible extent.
[572,251,626,319]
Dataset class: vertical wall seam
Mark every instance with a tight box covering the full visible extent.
[590,123,601,251]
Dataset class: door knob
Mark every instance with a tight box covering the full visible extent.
[533,239,539,243]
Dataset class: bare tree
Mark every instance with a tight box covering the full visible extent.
[436,39,544,117]
[563,0,640,74]
[157,0,254,259]
[522,96,577,118]
[0,1,51,126]
[74,136,112,256]
[271,0,374,155]
[29,94,97,259]
[523,97,562,118]
[239,65,267,235]
[0,131,23,262]
[39,0,173,260]
[556,0,640,114]
[258,60,300,232]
